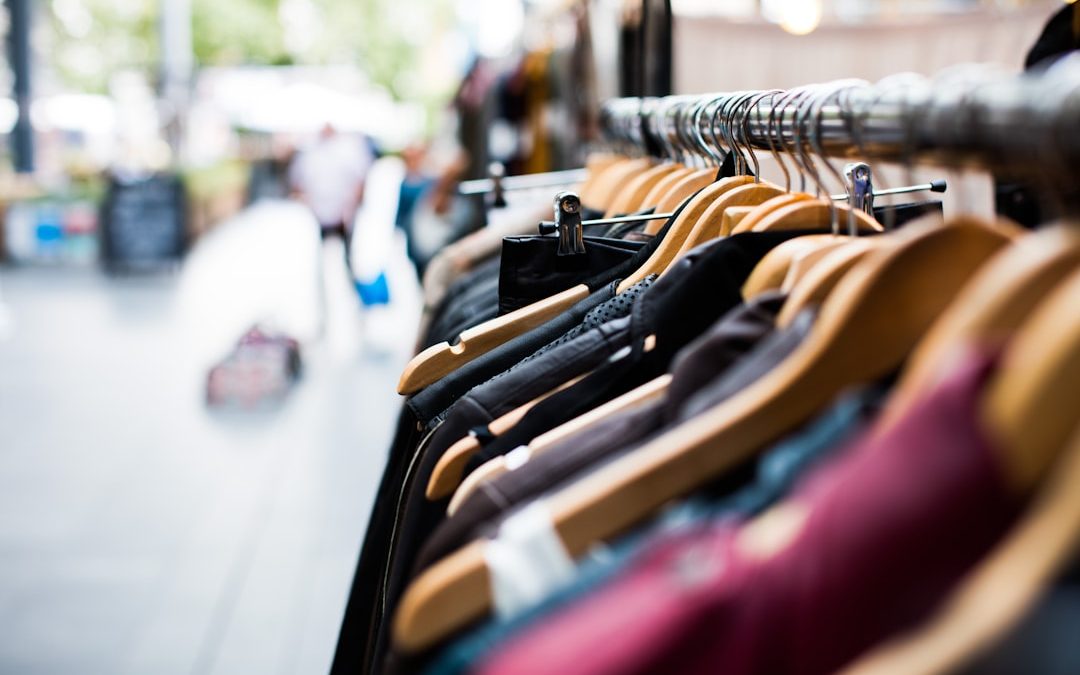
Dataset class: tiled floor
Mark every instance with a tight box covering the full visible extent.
[0,201,419,674]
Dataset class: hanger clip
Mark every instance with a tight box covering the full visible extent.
[844,162,874,216]
[554,191,586,256]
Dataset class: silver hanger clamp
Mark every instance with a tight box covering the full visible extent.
[844,162,874,215]
[554,191,586,256]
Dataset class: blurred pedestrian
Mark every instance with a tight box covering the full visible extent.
[288,123,375,270]
[288,124,376,333]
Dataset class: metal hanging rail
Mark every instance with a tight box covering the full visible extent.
[599,57,1080,184]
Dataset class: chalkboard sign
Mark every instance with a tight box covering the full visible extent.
[101,172,185,270]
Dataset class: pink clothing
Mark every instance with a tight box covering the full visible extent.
[476,349,1020,675]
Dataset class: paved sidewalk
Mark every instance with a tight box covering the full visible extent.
[0,200,419,674]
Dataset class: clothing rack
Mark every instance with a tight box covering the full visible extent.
[335,49,1080,675]
[599,58,1080,187]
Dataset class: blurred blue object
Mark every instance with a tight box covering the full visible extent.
[356,272,390,306]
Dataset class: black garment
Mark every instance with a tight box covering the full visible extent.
[498,234,644,315]
[873,200,943,230]
[460,230,820,477]
[428,213,656,345]
[1025,3,1080,69]
[409,283,616,429]
[336,283,614,675]
[330,405,427,675]
[425,228,647,348]
[425,257,503,347]
[581,206,604,221]
[663,290,787,410]
[423,277,656,465]
[677,308,817,422]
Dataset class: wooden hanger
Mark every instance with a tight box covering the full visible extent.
[730,193,814,234]
[583,157,654,212]
[649,168,722,228]
[880,224,1080,433]
[398,286,591,394]
[426,372,588,499]
[447,374,673,515]
[602,162,684,218]
[666,181,787,258]
[736,196,884,302]
[840,270,1080,675]
[743,235,871,301]
[771,238,881,326]
[637,166,697,211]
[719,205,756,235]
[781,237,856,291]
[751,199,884,233]
[576,155,632,207]
[393,220,1012,652]
[766,212,976,323]
[983,265,1080,492]
[614,175,756,292]
[576,153,625,202]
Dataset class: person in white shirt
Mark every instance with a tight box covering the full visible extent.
[289,124,376,330]
[289,123,375,243]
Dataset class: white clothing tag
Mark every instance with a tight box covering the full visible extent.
[484,500,576,620]
[504,445,533,471]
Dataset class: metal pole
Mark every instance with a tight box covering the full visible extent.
[159,0,194,153]
[7,0,33,173]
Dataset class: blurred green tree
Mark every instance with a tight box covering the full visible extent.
[45,0,455,103]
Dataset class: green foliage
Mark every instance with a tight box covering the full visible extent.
[191,0,290,66]
[46,0,160,93]
[45,0,457,106]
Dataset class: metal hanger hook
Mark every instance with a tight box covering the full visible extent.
[707,93,738,170]
[765,88,799,192]
[739,89,779,183]
[785,86,819,195]
[695,94,729,167]
[808,79,870,234]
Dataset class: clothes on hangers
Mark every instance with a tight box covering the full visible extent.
[369,231,823,674]
[411,290,792,573]
[424,207,660,348]
[335,55,1080,675]
[407,191,703,427]
[333,192,703,675]
[471,350,1021,675]
[419,385,887,675]
[456,230,827,478]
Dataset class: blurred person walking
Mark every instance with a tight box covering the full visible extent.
[288,123,376,334]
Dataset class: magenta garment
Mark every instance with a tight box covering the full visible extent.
[475,349,1020,675]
